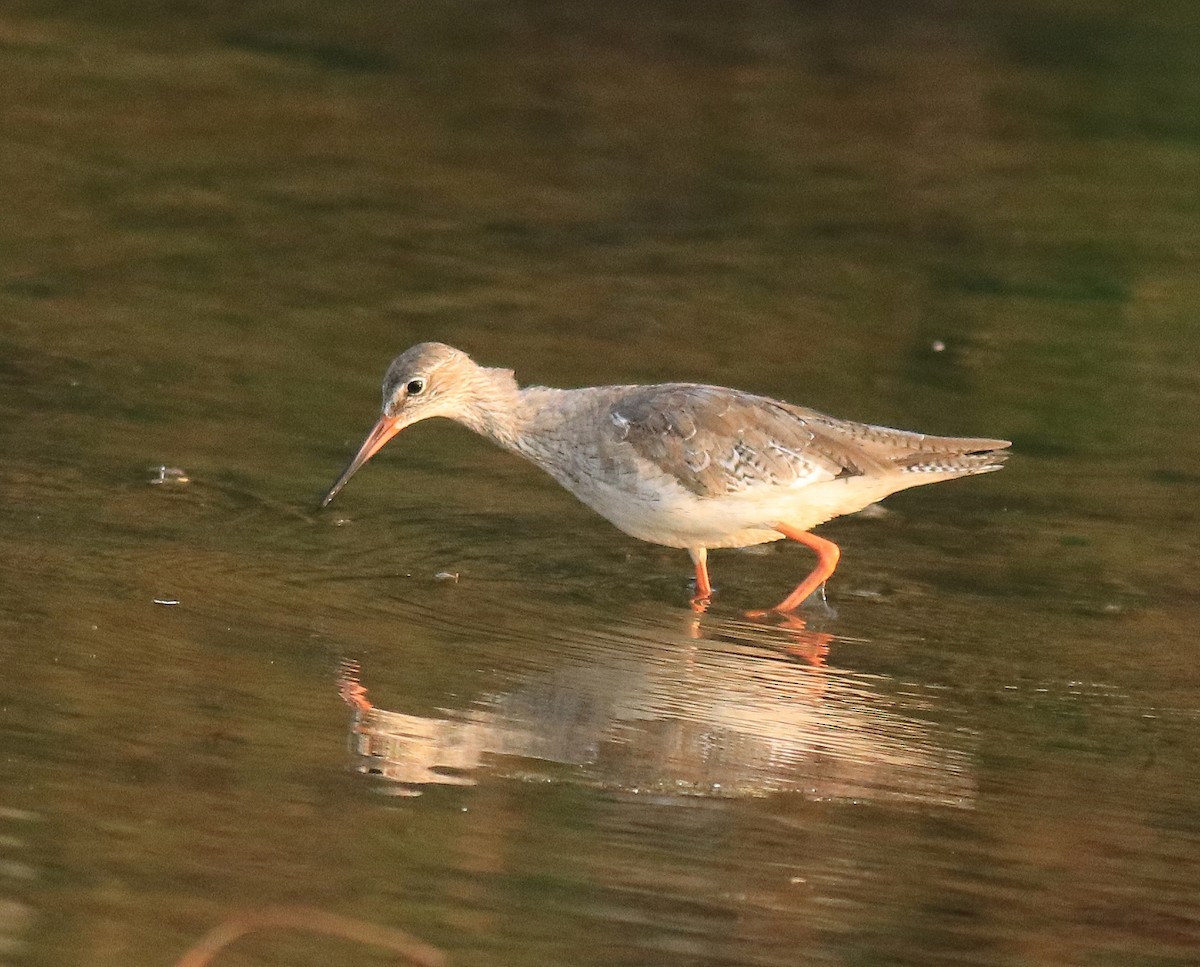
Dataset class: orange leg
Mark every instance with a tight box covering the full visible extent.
[688,547,713,611]
[746,525,841,617]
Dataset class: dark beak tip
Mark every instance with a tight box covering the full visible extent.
[319,414,399,513]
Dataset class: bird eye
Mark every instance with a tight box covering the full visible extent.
[406,378,425,396]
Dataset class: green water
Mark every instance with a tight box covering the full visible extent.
[3,2,1199,965]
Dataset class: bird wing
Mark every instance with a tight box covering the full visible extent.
[607,384,885,497]
[807,417,1011,474]
[607,384,1010,497]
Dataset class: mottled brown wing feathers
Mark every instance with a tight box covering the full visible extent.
[609,385,1009,497]
[610,385,856,496]
[808,414,1011,473]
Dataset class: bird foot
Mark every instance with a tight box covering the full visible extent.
[688,579,715,613]
[745,583,835,620]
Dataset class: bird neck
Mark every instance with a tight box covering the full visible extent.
[451,365,529,449]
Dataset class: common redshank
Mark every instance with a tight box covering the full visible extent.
[321,343,1009,614]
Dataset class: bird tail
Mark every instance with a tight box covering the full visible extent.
[895,438,1010,476]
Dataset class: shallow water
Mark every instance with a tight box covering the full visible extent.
[3,1,1200,965]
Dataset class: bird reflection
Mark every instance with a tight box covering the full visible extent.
[336,614,975,806]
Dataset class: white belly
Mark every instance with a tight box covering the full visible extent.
[556,471,903,551]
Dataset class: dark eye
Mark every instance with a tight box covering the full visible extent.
[406,378,425,396]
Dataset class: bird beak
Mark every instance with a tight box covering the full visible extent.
[320,414,404,507]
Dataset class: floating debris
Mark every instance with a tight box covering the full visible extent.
[153,598,180,606]
[433,571,460,583]
[149,466,189,486]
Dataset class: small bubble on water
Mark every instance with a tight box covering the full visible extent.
[149,466,189,486]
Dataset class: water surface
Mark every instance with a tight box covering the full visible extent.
[2,2,1199,965]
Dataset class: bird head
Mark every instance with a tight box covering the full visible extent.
[320,342,483,507]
